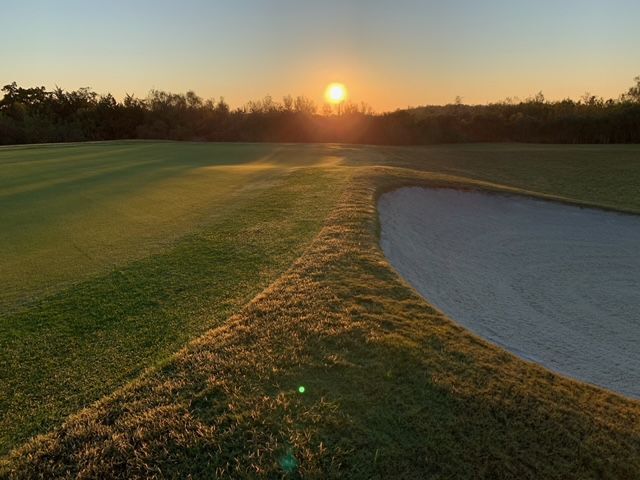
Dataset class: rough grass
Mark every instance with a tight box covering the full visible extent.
[2,143,640,478]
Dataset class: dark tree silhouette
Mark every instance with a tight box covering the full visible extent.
[1,77,640,145]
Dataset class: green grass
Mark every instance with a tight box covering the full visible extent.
[2,142,640,478]
[374,144,640,212]
[0,142,345,313]
[0,142,351,453]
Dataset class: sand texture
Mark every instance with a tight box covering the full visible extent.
[379,187,640,398]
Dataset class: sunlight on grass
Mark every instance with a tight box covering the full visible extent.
[3,143,640,478]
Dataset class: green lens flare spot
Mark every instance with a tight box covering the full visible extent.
[298,386,305,394]
[279,452,298,472]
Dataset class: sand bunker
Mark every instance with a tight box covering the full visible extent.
[379,187,640,398]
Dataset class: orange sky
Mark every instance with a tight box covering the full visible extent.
[2,0,639,111]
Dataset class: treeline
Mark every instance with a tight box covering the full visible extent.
[1,77,639,145]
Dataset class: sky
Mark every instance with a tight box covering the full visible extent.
[2,0,639,111]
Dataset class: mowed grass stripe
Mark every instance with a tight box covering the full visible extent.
[0,143,340,312]
[0,162,349,454]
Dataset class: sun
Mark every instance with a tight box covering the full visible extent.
[325,83,347,104]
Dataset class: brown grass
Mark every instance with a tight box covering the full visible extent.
[3,165,639,479]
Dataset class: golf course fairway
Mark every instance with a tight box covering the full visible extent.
[1,142,640,478]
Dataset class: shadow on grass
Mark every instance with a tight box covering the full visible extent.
[4,167,640,479]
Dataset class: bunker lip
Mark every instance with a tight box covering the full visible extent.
[378,186,640,399]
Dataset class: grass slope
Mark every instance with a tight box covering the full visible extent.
[2,143,640,478]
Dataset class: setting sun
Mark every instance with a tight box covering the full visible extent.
[325,83,347,104]
[4,1,640,476]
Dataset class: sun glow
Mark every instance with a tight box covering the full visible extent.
[325,83,347,104]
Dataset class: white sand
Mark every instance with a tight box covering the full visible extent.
[378,187,640,399]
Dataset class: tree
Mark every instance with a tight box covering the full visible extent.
[294,96,316,115]
[624,76,640,103]
[1,78,640,146]
[282,95,294,112]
